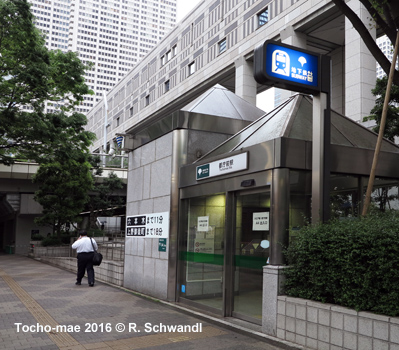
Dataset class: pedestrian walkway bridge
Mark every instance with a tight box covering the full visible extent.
[0,162,127,255]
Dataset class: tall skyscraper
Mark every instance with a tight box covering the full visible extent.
[376,36,398,79]
[29,0,177,114]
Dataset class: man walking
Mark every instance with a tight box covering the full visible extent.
[71,230,97,287]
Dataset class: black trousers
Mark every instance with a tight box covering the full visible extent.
[76,252,95,284]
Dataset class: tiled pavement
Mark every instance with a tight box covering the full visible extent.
[0,254,299,350]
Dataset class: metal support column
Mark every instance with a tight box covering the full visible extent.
[312,56,331,224]
[270,168,290,265]
[169,129,189,301]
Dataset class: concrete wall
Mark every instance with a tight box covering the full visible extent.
[33,246,71,257]
[124,132,173,299]
[39,257,124,286]
[20,194,42,214]
[276,296,399,350]
[123,129,231,300]
[344,0,376,121]
[15,215,45,255]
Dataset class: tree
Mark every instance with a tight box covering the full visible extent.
[32,116,96,237]
[87,168,125,231]
[330,0,399,85]
[33,158,94,237]
[363,77,399,141]
[0,0,97,234]
[0,0,93,165]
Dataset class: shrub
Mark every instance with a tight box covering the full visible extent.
[88,228,105,237]
[41,236,63,246]
[283,211,399,317]
[31,234,44,241]
[60,233,75,244]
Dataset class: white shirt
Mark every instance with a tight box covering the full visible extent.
[71,236,98,253]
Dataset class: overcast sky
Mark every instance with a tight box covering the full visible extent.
[176,0,201,22]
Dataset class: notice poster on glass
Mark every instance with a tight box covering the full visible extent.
[193,225,215,254]
[197,216,209,232]
[252,212,270,231]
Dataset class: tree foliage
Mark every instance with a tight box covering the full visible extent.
[363,76,399,141]
[87,157,125,230]
[330,0,399,85]
[0,0,94,165]
[33,159,93,237]
[0,0,100,234]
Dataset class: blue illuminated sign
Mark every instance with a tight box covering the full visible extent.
[254,40,322,94]
[265,43,319,88]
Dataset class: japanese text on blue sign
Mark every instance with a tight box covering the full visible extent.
[265,42,319,88]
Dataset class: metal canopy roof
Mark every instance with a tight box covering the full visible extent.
[181,84,265,121]
[197,94,399,161]
[127,84,265,150]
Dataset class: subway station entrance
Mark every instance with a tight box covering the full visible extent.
[178,187,271,323]
[177,93,399,324]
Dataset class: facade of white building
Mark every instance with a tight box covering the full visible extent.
[29,0,177,114]
[376,35,398,79]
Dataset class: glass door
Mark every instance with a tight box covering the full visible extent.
[178,189,270,322]
[232,191,270,322]
[178,193,226,312]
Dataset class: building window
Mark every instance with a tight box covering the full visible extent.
[161,55,165,66]
[145,95,150,106]
[166,50,171,61]
[164,80,170,93]
[129,106,133,117]
[257,7,269,27]
[188,61,196,76]
[172,44,177,57]
[116,117,120,127]
[219,38,226,54]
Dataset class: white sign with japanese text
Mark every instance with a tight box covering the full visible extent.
[197,216,209,232]
[252,212,270,231]
[126,211,169,238]
[196,152,248,180]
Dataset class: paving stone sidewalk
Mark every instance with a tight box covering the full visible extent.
[0,254,298,350]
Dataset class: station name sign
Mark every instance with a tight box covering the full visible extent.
[126,211,169,238]
[196,152,248,180]
[254,40,321,94]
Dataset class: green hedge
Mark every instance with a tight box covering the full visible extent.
[41,236,63,246]
[283,211,399,317]
[31,234,45,241]
[41,233,75,246]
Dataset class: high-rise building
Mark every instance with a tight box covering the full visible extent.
[375,35,399,144]
[376,35,398,79]
[29,0,177,114]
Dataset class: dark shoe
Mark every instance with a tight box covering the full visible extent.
[75,282,81,285]
[89,283,94,287]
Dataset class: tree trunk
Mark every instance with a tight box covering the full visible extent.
[330,0,399,85]
[362,31,399,216]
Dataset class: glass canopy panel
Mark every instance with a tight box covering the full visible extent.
[331,112,399,152]
[197,96,296,160]
[237,97,295,149]
[196,93,399,164]
[287,96,313,141]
